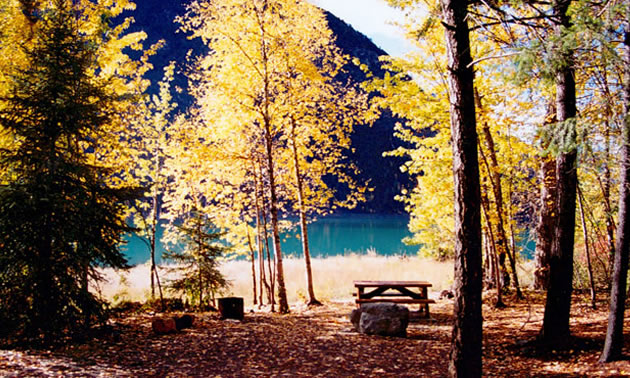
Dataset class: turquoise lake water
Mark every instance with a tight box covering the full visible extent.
[121,214,418,265]
[121,214,536,265]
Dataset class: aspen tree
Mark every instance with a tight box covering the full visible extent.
[179,0,368,312]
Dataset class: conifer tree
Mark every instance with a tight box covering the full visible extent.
[540,0,578,344]
[0,0,139,344]
[163,208,229,309]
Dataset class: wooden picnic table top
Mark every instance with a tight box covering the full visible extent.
[353,280,432,288]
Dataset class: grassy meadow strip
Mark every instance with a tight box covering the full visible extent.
[98,255,536,308]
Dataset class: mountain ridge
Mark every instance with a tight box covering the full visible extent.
[127,1,410,214]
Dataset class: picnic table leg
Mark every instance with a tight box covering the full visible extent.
[356,287,364,308]
[422,286,430,318]
[416,303,430,317]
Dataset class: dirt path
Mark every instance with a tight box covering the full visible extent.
[2,294,630,377]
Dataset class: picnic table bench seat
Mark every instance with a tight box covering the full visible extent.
[355,298,436,304]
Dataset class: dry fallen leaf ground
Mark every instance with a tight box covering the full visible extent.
[2,291,630,377]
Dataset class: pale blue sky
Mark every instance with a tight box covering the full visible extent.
[310,0,415,57]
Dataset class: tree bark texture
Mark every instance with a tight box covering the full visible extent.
[290,122,320,306]
[257,3,288,313]
[246,227,258,306]
[263,129,289,313]
[541,0,578,344]
[534,103,557,290]
[441,1,483,376]
[600,11,630,363]
[256,159,275,306]
[253,172,269,306]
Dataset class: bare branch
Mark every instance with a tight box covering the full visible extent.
[467,52,521,68]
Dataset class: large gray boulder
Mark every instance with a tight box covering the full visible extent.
[350,303,409,337]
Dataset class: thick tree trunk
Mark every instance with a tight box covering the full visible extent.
[540,0,578,344]
[600,13,630,363]
[289,128,320,306]
[534,103,557,290]
[441,1,483,376]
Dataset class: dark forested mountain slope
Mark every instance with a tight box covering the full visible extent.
[323,12,412,213]
[125,0,206,105]
[129,1,411,214]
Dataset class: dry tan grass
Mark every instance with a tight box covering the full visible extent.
[224,254,455,306]
[97,254,535,309]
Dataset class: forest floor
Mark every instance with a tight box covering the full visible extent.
[2,291,630,377]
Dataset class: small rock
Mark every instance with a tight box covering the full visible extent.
[439,290,454,300]
[350,308,362,332]
[152,317,177,334]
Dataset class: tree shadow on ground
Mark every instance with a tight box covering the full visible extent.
[509,336,604,361]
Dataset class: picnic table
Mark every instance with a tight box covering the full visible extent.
[353,280,435,317]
